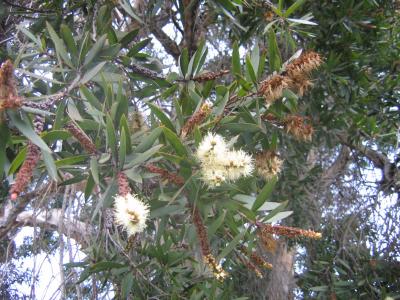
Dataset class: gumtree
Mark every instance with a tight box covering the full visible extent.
[0,1,398,299]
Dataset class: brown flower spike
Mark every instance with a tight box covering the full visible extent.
[192,206,228,281]
[9,142,41,199]
[181,103,211,138]
[117,172,131,196]
[0,60,22,112]
[145,164,184,186]
[259,224,322,240]
[9,115,44,199]
[65,122,97,154]
[239,245,273,272]
[193,70,230,82]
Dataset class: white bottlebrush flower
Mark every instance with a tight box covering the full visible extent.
[221,150,254,180]
[114,193,150,236]
[196,132,227,163]
[196,132,254,187]
[201,168,227,187]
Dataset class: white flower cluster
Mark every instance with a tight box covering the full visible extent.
[114,193,150,236]
[196,132,254,187]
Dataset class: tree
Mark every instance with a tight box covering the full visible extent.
[0,0,398,299]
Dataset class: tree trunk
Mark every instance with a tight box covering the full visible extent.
[265,239,296,300]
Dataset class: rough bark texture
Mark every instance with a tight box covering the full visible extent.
[265,239,296,300]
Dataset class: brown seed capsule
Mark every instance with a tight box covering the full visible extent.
[191,206,228,281]
[259,75,292,105]
[65,122,97,154]
[117,172,131,196]
[259,223,322,240]
[283,115,314,142]
[285,51,323,80]
[255,150,283,180]
[145,164,184,186]
[193,70,230,82]
[9,142,41,198]
[181,103,211,138]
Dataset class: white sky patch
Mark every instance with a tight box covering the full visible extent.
[12,227,86,299]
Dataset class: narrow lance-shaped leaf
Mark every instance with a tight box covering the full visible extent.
[267,30,282,72]
[80,61,107,85]
[7,111,52,153]
[148,102,176,133]
[83,34,107,67]
[119,115,132,154]
[46,22,74,68]
[252,176,278,211]
[232,41,241,76]
[119,127,127,168]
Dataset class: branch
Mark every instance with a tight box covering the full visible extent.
[150,24,181,61]
[320,146,351,187]
[181,0,201,56]
[0,187,93,247]
[338,134,399,192]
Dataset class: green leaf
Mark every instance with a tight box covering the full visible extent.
[135,127,163,153]
[284,0,306,17]
[278,0,284,10]
[55,155,88,167]
[84,174,95,200]
[80,62,107,84]
[213,91,229,116]
[150,204,182,219]
[162,127,187,156]
[80,86,102,111]
[267,30,282,72]
[217,229,247,260]
[252,177,277,211]
[120,28,139,47]
[148,103,176,133]
[232,41,241,76]
[89,261,126,273]
[8,146,26,175]
[119,127,127,168]
[46,22,74,68]
[126,144,163,168]
[127,38,152,57]
[208,211,226,237]
[0,123,10,179]
[179,48,189,77]
[42,130,71,142]
[90,157,100,184]
[221,123,260,133]
[60,24,78,59]
[106,114,116,154]
[309,286,329,292]
[42,151,58,181]
[266,211,293,223]
[54,100,67,130]
[262,200,288,222]
[119,115,132,154]
[83,35,107,66]
[7,111,52,153]
[245,54,257,83]
[250,43,260,78]
[191,40,207,76]
[121,273,134,299]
